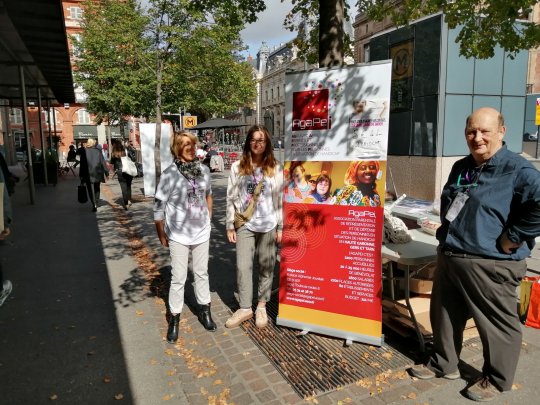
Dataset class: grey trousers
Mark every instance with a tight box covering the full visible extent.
[235,225,277,309]
[168,239,211,315]
[428,253,526,391]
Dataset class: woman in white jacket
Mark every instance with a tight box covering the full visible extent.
[225,125,283,329]
[154,131,216,343]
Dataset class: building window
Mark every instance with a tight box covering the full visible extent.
[265,90,268,101]
[45,109,61,128]
[71,33,82,58]
[271,88,274,100]
[277,86,280,98]
[364,44,370,63]
[77,109,91,124]
[9,108,23,124]
[68,6,83,20]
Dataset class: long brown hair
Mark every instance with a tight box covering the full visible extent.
[111,142,126,159]
[238,125,277,176]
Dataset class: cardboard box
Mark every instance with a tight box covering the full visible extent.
[410,277,433,294]
[383,296,476,336]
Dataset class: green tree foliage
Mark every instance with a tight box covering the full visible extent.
[75,0,257,123]
[74,0,152,124]
[361,0,540,59]
[74,0,259,177]
[284,1,540,64]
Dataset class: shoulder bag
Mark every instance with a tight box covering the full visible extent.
[234,180,264,230]
[78,182,88,204]
[121,155,138,177]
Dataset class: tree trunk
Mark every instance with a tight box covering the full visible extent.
[154,57,163,191]
[319,0,345,67]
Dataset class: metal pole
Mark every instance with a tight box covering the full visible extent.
[37,88,49,186]
[19,65,35,204]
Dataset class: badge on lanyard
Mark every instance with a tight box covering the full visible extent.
[445,191,469,222]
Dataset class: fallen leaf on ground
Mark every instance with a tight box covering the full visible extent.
[136,310,144,316]
[49,394,58,400]
[103,376,111,383]
[407,392,417,399]
[162,394,173,400]
[213,379,223,385]
[149,358,157,365]
[166,370,175,376]
[512,383,522,390]
[114,393,124,400]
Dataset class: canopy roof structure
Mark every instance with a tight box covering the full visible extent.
[0,0,75,105]
[190,117,248,130]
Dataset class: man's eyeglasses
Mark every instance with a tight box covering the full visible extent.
[250,139,266,145]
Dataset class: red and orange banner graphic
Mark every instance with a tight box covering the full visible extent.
[277,62,392,345]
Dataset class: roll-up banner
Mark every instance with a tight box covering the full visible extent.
[277,61,392,346]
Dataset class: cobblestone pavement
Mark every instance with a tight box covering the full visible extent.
[1,167,539,404]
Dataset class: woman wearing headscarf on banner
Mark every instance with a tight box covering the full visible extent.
[154,131,216,343]
[333,160,382,206]
[225,125,283,329]
[284,161,311,203]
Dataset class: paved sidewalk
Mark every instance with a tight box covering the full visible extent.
[1,169,539,404]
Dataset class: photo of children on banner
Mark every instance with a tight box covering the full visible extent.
[283,161,386,207]
[283,161,311,203]
[303,173,333,204]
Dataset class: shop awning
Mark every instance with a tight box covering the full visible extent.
[0,0,75,104]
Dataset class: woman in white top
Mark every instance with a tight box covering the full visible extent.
[154,131,216,343]
[225,125,283,329]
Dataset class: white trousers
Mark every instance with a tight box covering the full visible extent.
[168,239,211,315]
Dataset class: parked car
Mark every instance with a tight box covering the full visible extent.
[523,131,538,141]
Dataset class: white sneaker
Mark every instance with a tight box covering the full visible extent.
[255,307,268,328]
[0,280,13,307]
[225,308,253,328]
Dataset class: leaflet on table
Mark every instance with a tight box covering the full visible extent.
[278,62,392,345]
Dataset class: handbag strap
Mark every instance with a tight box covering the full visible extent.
[239,179,264,220]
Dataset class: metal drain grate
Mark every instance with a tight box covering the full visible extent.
[241,299,414,398]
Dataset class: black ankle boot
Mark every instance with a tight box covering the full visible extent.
[198,304,217,331]
[166,313,180,343]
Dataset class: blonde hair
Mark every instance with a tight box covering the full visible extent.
[170,131,197,159]
[86,138,96,147]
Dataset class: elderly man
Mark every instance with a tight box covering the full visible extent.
[410,107,540,402]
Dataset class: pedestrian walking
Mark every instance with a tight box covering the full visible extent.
[154,131,216,343]
[79,138,109,212]
[225,125,283,329]
[409,107,540,402]
[110,142,134,210]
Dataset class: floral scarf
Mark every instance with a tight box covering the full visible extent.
[174,159,202,180]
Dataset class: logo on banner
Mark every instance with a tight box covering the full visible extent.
[292,89,331,131]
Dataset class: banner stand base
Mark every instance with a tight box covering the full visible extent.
[277,317,384,347]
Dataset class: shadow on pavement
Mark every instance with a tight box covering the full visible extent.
[0,175,133,403]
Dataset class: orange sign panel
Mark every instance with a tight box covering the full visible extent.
[183,116,197,128]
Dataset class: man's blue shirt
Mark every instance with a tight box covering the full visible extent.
[436,144,540,260]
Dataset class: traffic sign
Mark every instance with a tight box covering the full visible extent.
[183,116,197,128]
